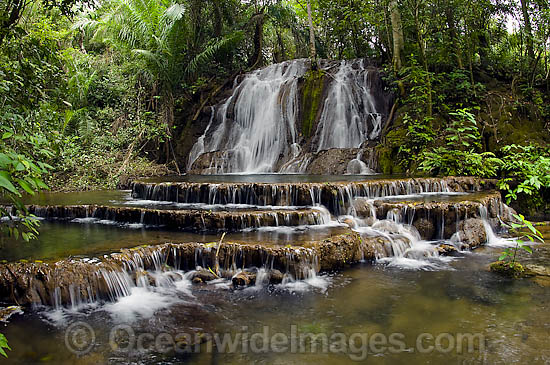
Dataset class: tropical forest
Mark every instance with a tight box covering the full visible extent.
[0,0,550,362]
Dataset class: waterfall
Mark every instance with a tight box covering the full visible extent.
[187,106,215,170]
[187,59,390,174]
[313,60,383,151]
[195,60,308,173]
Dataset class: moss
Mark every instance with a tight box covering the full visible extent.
[377,146,396,174]
[377,126,406,175]
[489,260,525,278]
[301,69,325,138]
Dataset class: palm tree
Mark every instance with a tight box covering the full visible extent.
[75,0,244,164]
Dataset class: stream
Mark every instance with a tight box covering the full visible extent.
[0,175,548,363]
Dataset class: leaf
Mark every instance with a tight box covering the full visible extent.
[32,178,48,190]
[0,333,10,357]
[522,246,533,254]
[17,179,35,195]
[1,132,13,139]
[0,171,19,195]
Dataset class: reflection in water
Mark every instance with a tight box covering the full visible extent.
[0,221,346,262]
[1,186,549,364]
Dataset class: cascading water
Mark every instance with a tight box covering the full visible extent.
[194,60,307,173]
[187,106,215,170]
[187,59,390,174]
[313,60,383,151]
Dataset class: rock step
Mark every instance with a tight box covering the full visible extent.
[0,233,370,307]
[352,191,513,240]
[131,177,497,215]
[21,205,331,231]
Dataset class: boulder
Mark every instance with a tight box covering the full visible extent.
[455,218,488,250]
[232,271,256,287]
[524,264,550,277]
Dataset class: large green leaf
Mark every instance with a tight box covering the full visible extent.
[0,171,18,195]
[17,179,35,195]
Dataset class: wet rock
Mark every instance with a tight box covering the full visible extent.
[309,232,370,270]
[191,269,218,283]
[341,217,357,228]
[19,205,328,232]
[455,218,488,250]
[0,233,372,307]
[232,271,256,287]
[269,269,284,284]
[305,148,379,174]
[436,244,459,256]
[524,264,550,277]
[130,177,499,216]
[413,218,435,240]
[349,191,509,241]
[489,261,524,278]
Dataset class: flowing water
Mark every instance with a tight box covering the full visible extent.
[2,176,547,365]
[187,59,389,174]
[2,242,550,364]
[1,54,548,361]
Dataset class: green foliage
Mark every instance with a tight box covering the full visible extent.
[301,69,324,138]
[185,31,245,77]
[498,214,544,267]
[395,112,434,168]
[400,59,433,116]
[0,125,52,241]
[419,108,503,176]
[497,144,550,205]
[0,333,10,357]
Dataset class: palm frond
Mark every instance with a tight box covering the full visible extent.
[184,30,244,77]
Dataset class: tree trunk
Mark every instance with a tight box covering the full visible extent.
[250,12,265,69]
[307,0,317,61]
[276,29,286,62]
[0,0,27,46]
[389,0,404,72]
[211,0,223,38]
[445,3,463,69]
[520,0,535,65]
[413,1,432,117]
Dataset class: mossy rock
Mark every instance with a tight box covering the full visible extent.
[301,69,325,138]
[489,260,525,278]
[376,144,404,175]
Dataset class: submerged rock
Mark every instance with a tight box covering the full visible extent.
[523,264,550,277]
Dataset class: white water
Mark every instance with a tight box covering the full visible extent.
[195,60,307,173]
[187,106,215,170]
[187,59,386,173]
[314,60,383,151]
